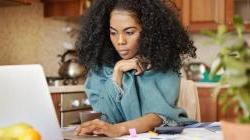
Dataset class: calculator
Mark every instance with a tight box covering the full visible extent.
[154,126,184,134]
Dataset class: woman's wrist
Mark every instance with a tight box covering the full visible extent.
[114,124,128,136]
[112,65,123,87]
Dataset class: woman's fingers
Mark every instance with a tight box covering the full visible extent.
[75,119,108,136]
[134,65,143,75]
[115,56,151,75]
[92,123,114,137]
[75,119,123,137]
[75,126,90,136]
[93,129,104,135]
[75,120,97,135]
[147,63,152,70]
[134,58,145,75]
[79,124,96,135]
[89,120,111,136]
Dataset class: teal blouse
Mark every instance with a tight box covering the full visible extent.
[84,66,196,126]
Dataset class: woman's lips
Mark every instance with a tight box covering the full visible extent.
[119,51,128,55]
[118,49,129,55]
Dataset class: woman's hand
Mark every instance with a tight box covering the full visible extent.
[113,56,151,87]
[75,119,127,137]
[115,57,146,75]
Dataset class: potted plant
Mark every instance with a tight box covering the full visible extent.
[202,16,250,140]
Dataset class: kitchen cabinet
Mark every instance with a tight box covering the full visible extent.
[169,0,250,32]
[197,84,237,122]
[42,0,93,17]
[234,0,250,31]
[11,0,32,3]
[182,0,233,32]
[169,0,234,32]
[49,86,91,127]
[0,0,32,6]
[198,87,218,122]
[51,93,61,124]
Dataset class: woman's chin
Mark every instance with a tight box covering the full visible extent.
[120,55,133,60]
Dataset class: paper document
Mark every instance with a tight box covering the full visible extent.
[116,128,223,140]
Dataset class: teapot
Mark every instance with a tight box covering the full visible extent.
[58,50,86,79]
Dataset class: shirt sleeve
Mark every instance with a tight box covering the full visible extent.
[84,69,126,123]
[158,114,178,127]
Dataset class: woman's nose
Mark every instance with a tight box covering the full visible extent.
[118,34,126,45]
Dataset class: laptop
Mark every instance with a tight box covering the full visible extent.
[0,65,63,140]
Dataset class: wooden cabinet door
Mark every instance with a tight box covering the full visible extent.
[51,93,61,125]
[180,0,233,32]
[162,0,182,19]
[12,0,32,4]
[0,0,32,6]
[163,0,233,32]
[43,0,92,17]
[197,86,238,122]
[169,0,183,21]
[198,87,218,122]
[234,0,250,31]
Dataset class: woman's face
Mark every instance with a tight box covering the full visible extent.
[110,10,142,60]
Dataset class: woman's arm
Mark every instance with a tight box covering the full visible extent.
[116,113,162,135]
[75,113,162,137]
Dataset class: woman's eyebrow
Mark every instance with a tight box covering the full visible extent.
[110,26,137,31]
[110,26,117,31]
[123,27,136,31]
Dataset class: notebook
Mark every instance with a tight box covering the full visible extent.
[185,122,221,132]
[0,64,63,140]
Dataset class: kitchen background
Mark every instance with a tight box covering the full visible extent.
[1,0,249,76]
[0,0,79,76]
[0,0,250,126]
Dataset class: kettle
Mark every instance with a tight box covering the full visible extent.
[58,50,86,79]
[183,62,209,81]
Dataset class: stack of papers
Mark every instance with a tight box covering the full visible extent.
[185,122,221,132]
[117,122,222,140]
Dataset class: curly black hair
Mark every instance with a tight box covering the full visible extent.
[76,0,196,73]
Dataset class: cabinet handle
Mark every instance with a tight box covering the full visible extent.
[82,99,90,106]
[71,100,80,107]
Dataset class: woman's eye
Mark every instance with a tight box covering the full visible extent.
[110,32,117,35]
[126,31,134,35]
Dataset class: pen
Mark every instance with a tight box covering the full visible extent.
[150,137,163,139]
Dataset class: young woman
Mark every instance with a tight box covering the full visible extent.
[75,0,197,137]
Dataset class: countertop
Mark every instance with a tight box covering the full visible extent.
[48,82,226,93]
[195,82,219,88]
[49,85,84,93]
[195,82,228,88]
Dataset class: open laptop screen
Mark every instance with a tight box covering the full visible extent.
[0,65,63,140]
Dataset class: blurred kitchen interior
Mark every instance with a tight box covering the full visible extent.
[0,0,249,77]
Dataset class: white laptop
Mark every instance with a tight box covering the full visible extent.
[0,65,63,140]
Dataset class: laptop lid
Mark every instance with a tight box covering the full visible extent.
[0,64,63,140]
